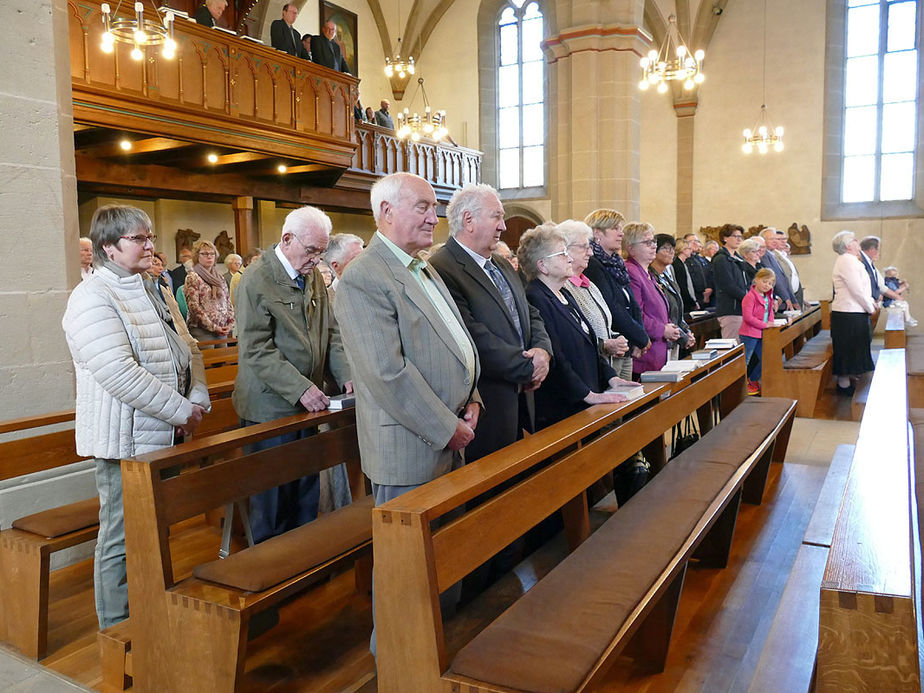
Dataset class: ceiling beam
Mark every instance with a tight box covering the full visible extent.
[77,136,197,159]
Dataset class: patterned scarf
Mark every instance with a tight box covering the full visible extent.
[590,240,631,289]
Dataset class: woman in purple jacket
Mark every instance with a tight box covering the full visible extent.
[623,222,681,377]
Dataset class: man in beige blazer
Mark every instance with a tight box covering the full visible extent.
[334,172,481,656]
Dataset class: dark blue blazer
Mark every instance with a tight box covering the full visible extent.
[712,247,749,316]
[583,255,650,350]
[525,279,616,429]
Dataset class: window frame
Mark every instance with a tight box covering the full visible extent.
[823,0,924,219]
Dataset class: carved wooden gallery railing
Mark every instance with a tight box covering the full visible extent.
[68,0,359,168]
[346,122,482,197]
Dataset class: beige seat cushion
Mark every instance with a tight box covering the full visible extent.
[784,350,828,369]
[12,497,100,539]
[193,495,374,592]
[448,398,794,692]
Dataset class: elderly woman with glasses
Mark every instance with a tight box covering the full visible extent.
[624,222,680,375]
[712,224,749,339]
[62,205,210,629]
[830,230,876,395]
[651,234,695,360]
[518,225,630,429]
[184,239,235,342]
[558,219,630,372]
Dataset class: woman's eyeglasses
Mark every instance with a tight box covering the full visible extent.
[542,249,572,260]
[633,239,657,247]
[120,234,156,245]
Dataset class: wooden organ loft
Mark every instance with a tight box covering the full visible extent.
[67,0,482,253]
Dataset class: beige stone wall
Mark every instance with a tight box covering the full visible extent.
[0,0,80,420]
[640,0,924,318]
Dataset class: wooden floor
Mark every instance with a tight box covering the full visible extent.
[29,413,859,693]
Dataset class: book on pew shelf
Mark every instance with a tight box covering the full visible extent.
[688,310,711,318]
[783,309,802,317]
[640,371,685,383]
[771,318,788,327]
[662,360,698,372]
[692,349,718,360]
[704,338,738,349]
[606,382,646,400]
[327,394,355,410]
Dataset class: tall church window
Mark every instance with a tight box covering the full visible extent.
[497,1,544,190]
[842,0,919,203]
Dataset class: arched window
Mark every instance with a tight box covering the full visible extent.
[496,1,544,190]
[824,0,923,218]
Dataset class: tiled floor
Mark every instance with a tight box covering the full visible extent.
[0,646,89,692]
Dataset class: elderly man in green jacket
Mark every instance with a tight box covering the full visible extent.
[232,205,352,542]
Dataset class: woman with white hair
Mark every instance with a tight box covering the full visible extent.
[830,229,876,395]
[557,219,630,371]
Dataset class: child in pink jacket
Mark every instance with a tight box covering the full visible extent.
[740,268,777,395]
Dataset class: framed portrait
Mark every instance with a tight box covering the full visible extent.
[320,1,358,75]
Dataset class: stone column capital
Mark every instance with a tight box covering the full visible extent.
[543,24,652,62]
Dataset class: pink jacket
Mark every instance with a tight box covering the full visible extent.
[739,287,773,339]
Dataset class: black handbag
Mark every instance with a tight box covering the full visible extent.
[670,415,700,459]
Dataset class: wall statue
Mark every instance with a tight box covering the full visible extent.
[787,223,812,255]
[214,231,235,262]
[175,229,200,262]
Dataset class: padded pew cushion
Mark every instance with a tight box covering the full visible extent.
[12,497,100,539]
[193,495,374,592]
[907,336,924,376]
[448,397,794,693]
[783,349,828,370]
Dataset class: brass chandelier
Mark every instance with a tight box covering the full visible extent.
[396,78,448,142]
[100,1,177,61]
[639,15,704,93]
[742,0,784,154]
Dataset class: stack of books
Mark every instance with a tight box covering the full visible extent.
[691,348,718,360]
[327,393,356,410]
[606,381,646,400]
[705,338,738,349]
[639,360,698,383]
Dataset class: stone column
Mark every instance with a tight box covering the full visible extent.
[674,97,697,236]
[544,0,647,221]
[0,0,80,420]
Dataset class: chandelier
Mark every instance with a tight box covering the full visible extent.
[396,78,448,142]
[742,0,784,154]
[742,105,783,154]
[384,0,415,81]
[100,1,177,61]
[639,15,704,93]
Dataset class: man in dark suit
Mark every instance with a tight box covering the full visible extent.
[311,20,351,73]
[193,0,226,27]
[430,183,551,464]
[270,4,310,60]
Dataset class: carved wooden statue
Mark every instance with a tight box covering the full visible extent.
[175,229,200,262]
[214,230,235,263]
[787,223,811,255]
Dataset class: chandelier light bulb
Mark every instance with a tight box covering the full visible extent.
[130,46,143,60]
[657,81,668,94]
[742,143,752,154]
[408,64,416,74]
[774,141,784,152]
[648,49,658,61]
[385,65,393,77]
[775,126,784,136]
[694,49,705,61]
[744,128,752,138]
[694,73,705,84]
[640,57,649,68]
[758,125,768,136]
[134,29,147,43]
[399,70,405,78]
[684,79,694,90]
[639,79,649,90]
[676,45,686,57]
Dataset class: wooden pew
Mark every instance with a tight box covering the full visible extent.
[374,350,798,692]
[906,334,924,408]
[0,378,239,660]
[761,305,832,417]
[112,408,371,693]
[817,349,921,691]
[885,307,906,349]
[200,345,238,368]
[0,411,93,659]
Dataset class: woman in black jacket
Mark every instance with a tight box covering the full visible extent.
[711,224,749,339]
[582,209,650,379]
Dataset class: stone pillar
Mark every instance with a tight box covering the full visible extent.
[0,0,80,420]
[674,98,697,236]
[544,0,647,221]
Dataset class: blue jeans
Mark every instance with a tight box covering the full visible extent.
[741,335,763,382]
[242,420,320,544]
[94,459,129,629]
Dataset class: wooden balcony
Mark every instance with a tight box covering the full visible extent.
[68,0,482,208]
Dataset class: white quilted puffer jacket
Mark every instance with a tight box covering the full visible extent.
[62,267,211,459]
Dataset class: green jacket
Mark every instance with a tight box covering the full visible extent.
[232,247,350,422]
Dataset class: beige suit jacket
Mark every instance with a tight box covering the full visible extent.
[334,234,481,486]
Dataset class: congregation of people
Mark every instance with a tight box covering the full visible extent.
[64,172,911,658]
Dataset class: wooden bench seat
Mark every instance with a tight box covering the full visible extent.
[0,411,92,660]
[115,408,371,692]
[907,334,924,408]
[446,399,795,692]
[762,306,832,417]
[885,308,906,349]
[374,349,796,692]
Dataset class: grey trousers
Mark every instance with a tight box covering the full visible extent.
[94,458,129,629]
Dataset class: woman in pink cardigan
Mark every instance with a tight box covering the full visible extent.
[740,268,777,396]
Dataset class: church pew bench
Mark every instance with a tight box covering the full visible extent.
[819,299,831,329]
[817,349,921,691]
[200,345,238,368]
[0,411,94,660]
[107,408,371,693]
[374,351,797,691]
[205,363,238,388]
[885,307,906,349]
[906,334,924,408]
[761,306,832,418]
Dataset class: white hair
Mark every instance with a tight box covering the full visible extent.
[324,233,364,265]
[79,237,92,247]
[224,253,242,265]
[281,205,332,240]
[370,172,426,224]
[446,183,499,236]
[556,219,593,246]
